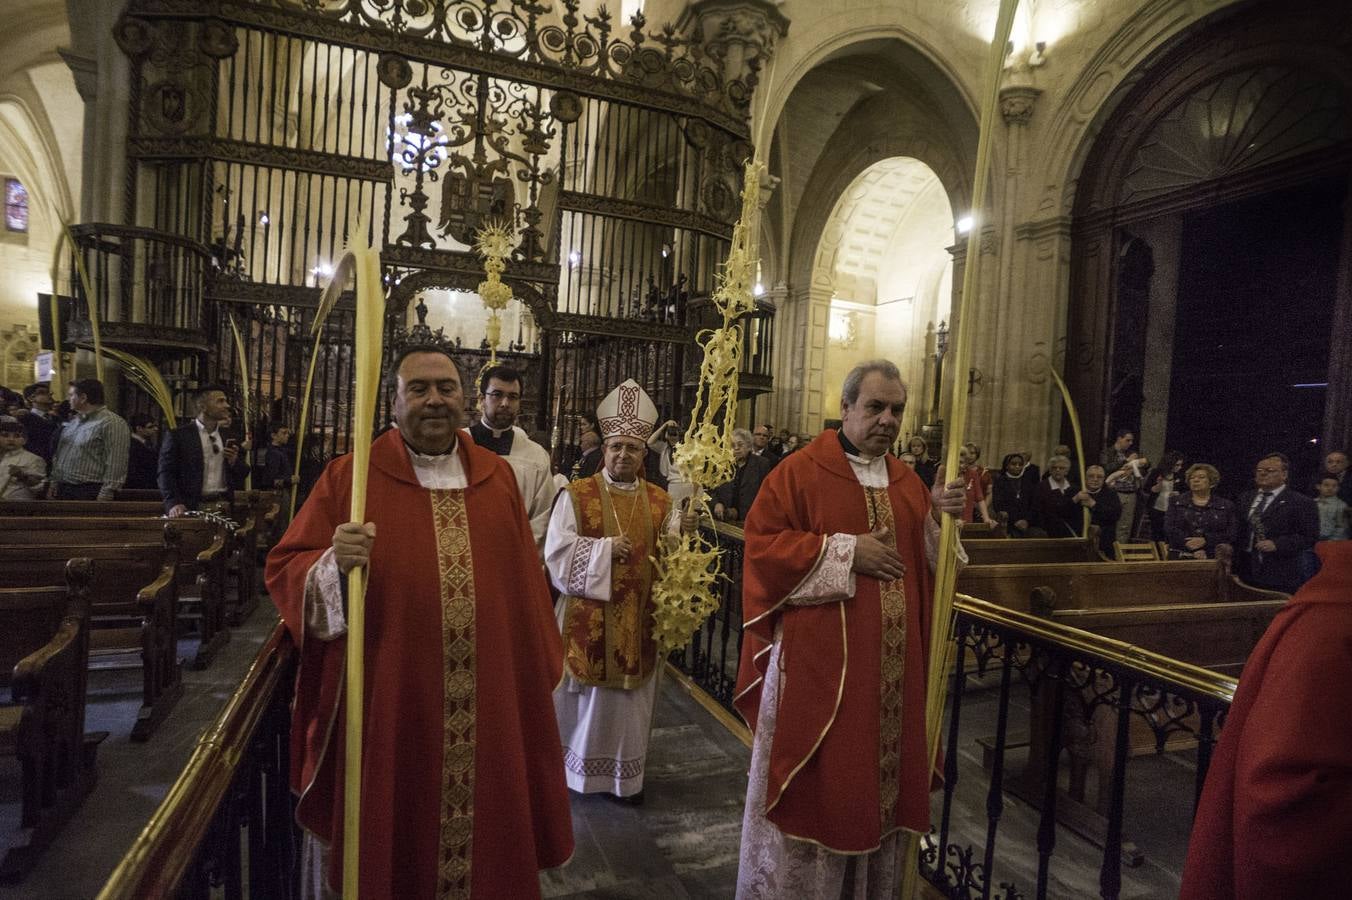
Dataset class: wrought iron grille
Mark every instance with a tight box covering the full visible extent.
[112,0,751,469]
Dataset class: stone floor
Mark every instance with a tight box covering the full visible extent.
[540,672,752,900]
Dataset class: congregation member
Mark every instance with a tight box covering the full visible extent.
[1322,449,1352,505]
[0,415,46,499]
[48,378,130,501]
[1315,474,1350,541]
[1237,452,1319,594]
[125,413,161,490]
[1180,540,1352,900]
[1164,463,1237,559]
[546,379,694,803]
[1138,451,1185,540]
[1035,454,1081,538]
[1073,464,1123,557]
[260,422,296,490]
[469,364,556,549]
[571,428,600,480]
[647,417,681,483]
[20,381,58,462]
[266,344,572,899]
[1100,428,1144,540]
[958,443,990,523]
[734,360,965,898]
[711,427,773,522]
[158,385,250,516]
[990,452,1038,536]
[905,435,937,487]
[751,424,780,464]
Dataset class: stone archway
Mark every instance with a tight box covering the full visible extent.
[757,38,977,434]
[1064,0,1352,476]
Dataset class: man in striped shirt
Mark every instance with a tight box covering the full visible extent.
[49,378,130,500]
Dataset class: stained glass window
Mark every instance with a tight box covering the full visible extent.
[4,178,27,233]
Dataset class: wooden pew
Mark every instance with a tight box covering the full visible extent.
[960,520,1006,539]
[0,499,257,628]
[0,518,230,670]
[0,540,181,741]
[963,530,1105,566]
[0,559,105,882]
[954,549,1277,614]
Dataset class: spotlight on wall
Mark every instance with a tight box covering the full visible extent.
[310,261,334,279]
[258,211,270,226]
[567,249,582,269]
[956,216,974,234]
[660,243,671,259]
[753,282,765,297]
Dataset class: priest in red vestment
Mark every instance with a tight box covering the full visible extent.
[1180,539,1352,900]
[734,360,966,899]
[266,345,573,900]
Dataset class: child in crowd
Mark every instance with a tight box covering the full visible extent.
[0,415,47,499]
[1316,475,1350,541]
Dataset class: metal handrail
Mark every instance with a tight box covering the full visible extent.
[97,622,296,900]
[953,593,1238,703]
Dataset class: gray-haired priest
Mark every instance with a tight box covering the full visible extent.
[545,378,694,804]
[733,359,967,899]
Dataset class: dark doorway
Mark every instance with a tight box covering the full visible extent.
[1165,178,1345,497]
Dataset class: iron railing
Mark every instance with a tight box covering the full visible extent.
[97,624,299,900]
[668,525,1237,900]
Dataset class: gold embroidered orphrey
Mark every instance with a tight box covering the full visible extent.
[865,486,906,831]
[432,490,477,900]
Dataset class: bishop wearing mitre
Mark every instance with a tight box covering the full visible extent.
[545,378,692,803]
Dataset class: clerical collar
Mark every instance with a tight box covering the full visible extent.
[469,420,514,456]
[477,418,511,438]
[400,433,459,458]
[601,468,638,492]
[836,429,870,461]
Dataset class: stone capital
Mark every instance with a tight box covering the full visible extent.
[999,85,1043,126]
[58,48,99,102]
[678,0,790,87]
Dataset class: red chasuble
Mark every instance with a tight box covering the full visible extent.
[1180,540,1352,900]
[734,430,939,853]
[266,429,573,900]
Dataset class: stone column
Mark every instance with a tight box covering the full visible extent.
[61,0,132,225]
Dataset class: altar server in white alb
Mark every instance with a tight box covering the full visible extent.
[545,378,693,803]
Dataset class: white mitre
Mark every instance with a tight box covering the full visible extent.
[597,378,657,441]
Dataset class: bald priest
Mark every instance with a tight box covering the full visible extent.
[266,344,572,900]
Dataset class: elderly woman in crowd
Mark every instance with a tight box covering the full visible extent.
[1164,463,1238,559]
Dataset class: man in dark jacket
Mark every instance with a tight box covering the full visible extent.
[125,413,161,490]
[158,385,249,515]
[1236,452,1320,594]
[711,428,773,522]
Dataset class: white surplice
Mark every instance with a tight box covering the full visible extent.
[544,470,676,797]
[736,449,964,900]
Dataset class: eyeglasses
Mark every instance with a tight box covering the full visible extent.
[483,390,521,402]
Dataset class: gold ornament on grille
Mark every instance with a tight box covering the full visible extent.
[474,222,515,365]
[651,159,763,654]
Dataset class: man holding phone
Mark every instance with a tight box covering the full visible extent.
[159,384,250,516]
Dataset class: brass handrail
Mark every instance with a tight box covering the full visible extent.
[97,622,295,900]
[954,593,1238,703]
